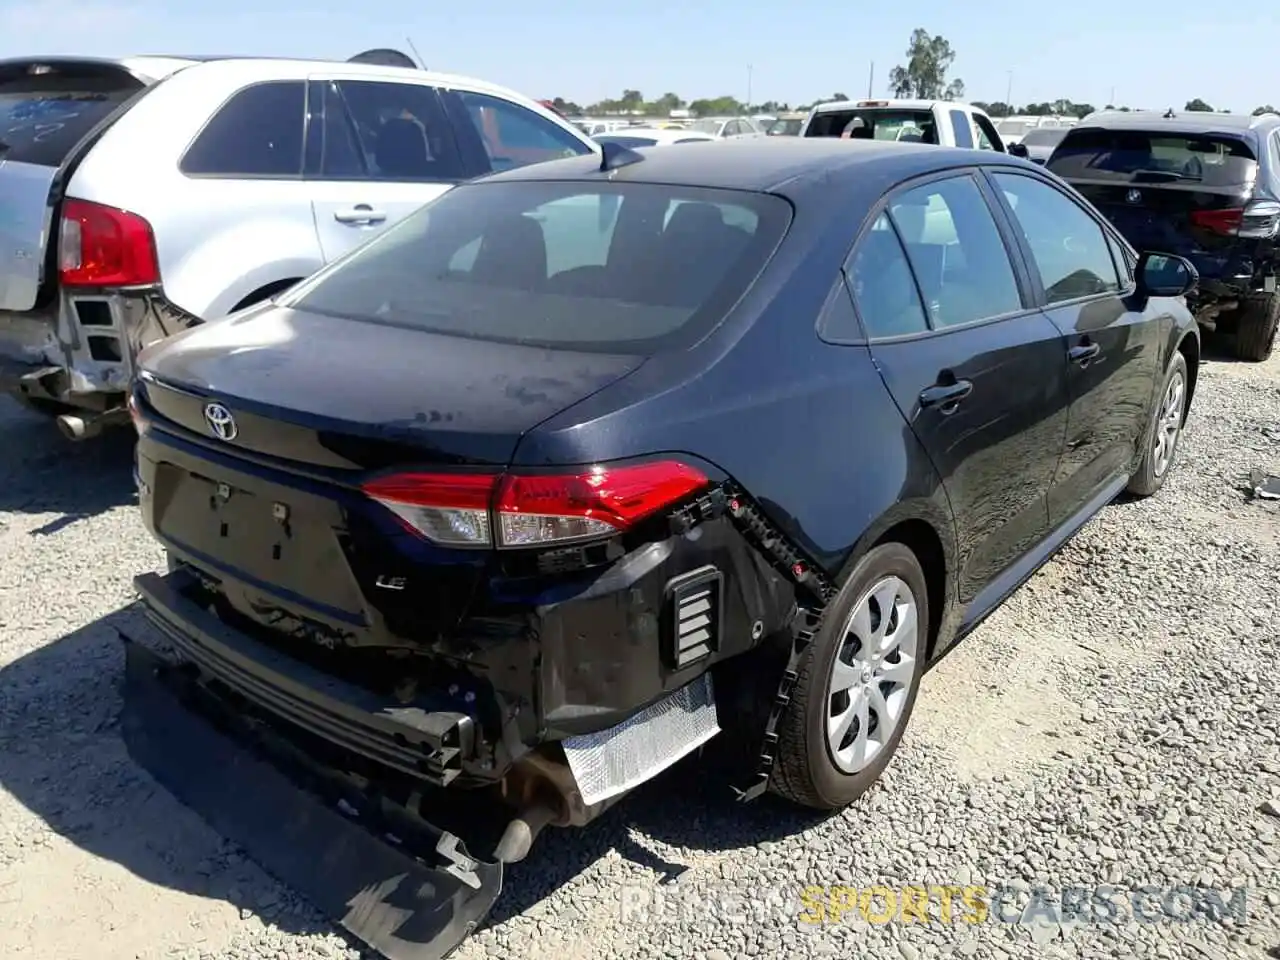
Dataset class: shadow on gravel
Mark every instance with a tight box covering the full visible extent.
[0,603,835,946]
[0,399,137,529]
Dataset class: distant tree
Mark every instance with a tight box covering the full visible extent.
[975,100,1011,117]
[688,96,745,117]
[1254,104,1278,116]
[944,79,966,101]
[551,97,583,116]
[649,92,685,115]
[830,92,849,102]
[1184,98,1214,112]
[1071,102,1096,118]
[888,29,961,100]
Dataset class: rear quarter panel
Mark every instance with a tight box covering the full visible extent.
[66,61,324,320]
[512,198,959,588]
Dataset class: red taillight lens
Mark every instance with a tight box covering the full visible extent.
[1189,207,1244,236]
[58,198,160,287]
[361,460,709,548]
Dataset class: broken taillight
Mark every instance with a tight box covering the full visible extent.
[361,461,710,549]
[58,198,160,287]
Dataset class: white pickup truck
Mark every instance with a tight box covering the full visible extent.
[800,98,1015,154]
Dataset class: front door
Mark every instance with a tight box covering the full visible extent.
[306,77,464,262]
[849,172,1070,608]
[985,169,1163,526]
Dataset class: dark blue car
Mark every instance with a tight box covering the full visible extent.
[122,137,1199,960]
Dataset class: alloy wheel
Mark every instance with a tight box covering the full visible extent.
[825,575,920,774]
[1152,370,1186,478]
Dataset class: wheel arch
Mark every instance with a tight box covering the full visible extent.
[231,277,303,313]
[1176,330,1200,423]
[833,499,957,662]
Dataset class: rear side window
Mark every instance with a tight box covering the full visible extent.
[1047,128,1259,187]
[181,81,305,177]
[805,109,937,143]
[887,175,1022,327]
[288,181,791,354]
[847,213,929,338]
[320,80,460,181]
[455,92,590,172]
[0,64,143,167]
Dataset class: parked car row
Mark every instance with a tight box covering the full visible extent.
[0,52,1238,960]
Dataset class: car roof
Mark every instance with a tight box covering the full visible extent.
[1076,109,1280,135]
[598,128,714,143]
[0,54,535,101]
[475,136,1030,196]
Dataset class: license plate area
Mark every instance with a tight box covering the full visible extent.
[155,463,363,616]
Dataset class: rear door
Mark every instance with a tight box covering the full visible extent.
[0,59,148,311]
[1046,127,1259,271]
[986,168,1162,526]
[849,170,1070,609]
[306,77,463,263]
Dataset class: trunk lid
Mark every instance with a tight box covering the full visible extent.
[138,303,647,470]
[1047,126,1259,274]
[0,59,148,311]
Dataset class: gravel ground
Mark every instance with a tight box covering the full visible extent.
[0,344,1278,960]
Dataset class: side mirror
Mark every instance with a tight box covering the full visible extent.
[1136,251,1198,298]
[1007,142,1029,159]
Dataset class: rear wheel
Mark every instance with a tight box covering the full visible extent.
[1234,292,1279,362]
[1127,351,1188,497]
[769,543,928,810]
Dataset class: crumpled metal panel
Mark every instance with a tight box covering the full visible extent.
[562,673,720,806]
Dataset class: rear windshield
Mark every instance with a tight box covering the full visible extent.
[1047,128,1258,186]
[287,180,792,354]
[1020,126,1069,148]
[595,135,659,148]
[0,64,144,167]
[767,118,804,136]
[804,109,937,143]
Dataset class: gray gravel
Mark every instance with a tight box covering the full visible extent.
[1,344,1278,960]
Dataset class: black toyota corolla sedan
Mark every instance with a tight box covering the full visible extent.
[122,138,1199,960]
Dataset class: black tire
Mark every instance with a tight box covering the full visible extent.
[769,542,929,810]
[1127,351,1188,498]
[1234,293,1279,362]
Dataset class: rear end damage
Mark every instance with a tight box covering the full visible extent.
[0,58,199,434]
[123,419,815,958]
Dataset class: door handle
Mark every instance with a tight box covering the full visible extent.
[919,379,973,411]
[333,205,387,224]
[1068,340,1102,366]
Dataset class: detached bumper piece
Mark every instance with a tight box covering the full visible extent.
[120,638,502,960]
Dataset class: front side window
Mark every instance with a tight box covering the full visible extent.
[847,212,929,338]
[182,81,305,177]
[287,181,791,353]
[992,172,1121,303]
[320,80,461,181]
[887,175,1022,327]
[456,92,590,172]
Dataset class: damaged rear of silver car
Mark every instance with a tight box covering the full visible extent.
[0,56,201,438]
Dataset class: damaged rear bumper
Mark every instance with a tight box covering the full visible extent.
[120,637,504,960]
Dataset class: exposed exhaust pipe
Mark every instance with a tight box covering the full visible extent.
[56,412,103,441]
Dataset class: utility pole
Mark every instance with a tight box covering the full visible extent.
[1109,86,1116,106]
[746,64,753,111]
[867,61,874,98]
[1005,71,1013,110]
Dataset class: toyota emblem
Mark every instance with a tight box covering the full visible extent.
[203,402,238,441]
[1126,189,1142,204]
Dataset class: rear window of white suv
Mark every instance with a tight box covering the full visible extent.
[0,63,144,167]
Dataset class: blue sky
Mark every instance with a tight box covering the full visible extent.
[0,0,1272,113]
